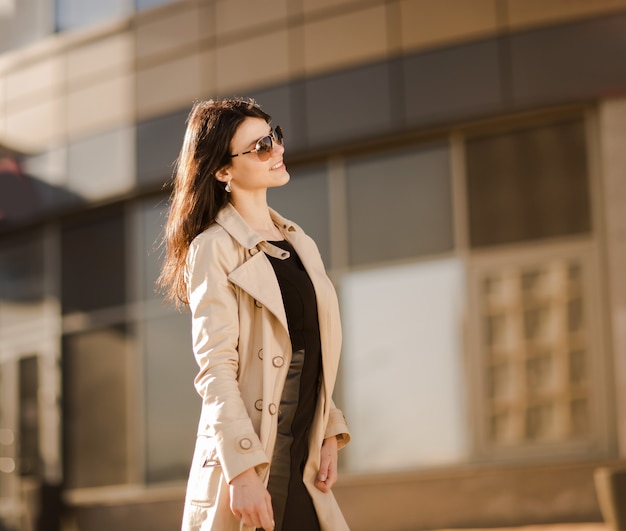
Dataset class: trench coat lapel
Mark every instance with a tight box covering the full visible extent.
[228,251,289,333]
[215,204,289,333]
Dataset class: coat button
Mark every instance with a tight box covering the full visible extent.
[254,300,262,309]
[249,248,259,256]
[272,356,284,368]
[239,438,252,450]
[255,399,263,411]
[268,403,277,415]
[257,348,263,360]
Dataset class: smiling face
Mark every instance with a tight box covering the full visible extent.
[216,117,290,197]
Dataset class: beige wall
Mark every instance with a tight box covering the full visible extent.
[2,0,626,151]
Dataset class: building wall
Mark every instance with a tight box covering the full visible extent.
[1,1,626,530]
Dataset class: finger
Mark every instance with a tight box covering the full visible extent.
[317,456,330,483]
[259,507,274,530]
[265,492,274,522]
[315,478,330,493]
[243,511,261,528]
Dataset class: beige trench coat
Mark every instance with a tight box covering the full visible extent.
[181,203,351,531]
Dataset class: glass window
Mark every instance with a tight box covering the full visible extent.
[340,258,468,473]
[0,232,45,328]
[61,208,126,314]
[479,254,594,448]
[136,110,188,188]
[268,165,331,265]
[140,196,168,302]
[465,119,591,248]
[346,143,453,266]
[55,0,132,32]
[144,312,197,483]
[67,127,135,201]
[63,326,130,488]
[135,0,179,10]
[18,357,40,477]
[23,145,82,217]
[0,0,53,53]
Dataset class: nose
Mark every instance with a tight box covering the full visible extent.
[273,139,285,156]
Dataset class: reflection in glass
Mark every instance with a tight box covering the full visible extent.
[63,326,130,488]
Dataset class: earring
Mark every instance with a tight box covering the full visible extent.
[225,180,232,193]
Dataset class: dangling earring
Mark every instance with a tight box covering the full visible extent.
[225,180,232,193]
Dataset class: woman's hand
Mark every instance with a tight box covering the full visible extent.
[229,467,274,530]
[315,436,338,492]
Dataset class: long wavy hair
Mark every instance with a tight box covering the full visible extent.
[158,98,272,306]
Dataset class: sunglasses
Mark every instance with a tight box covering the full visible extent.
[230,126,284,161]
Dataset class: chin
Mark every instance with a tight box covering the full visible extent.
[274,170,290,187]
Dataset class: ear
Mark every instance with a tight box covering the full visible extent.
[214,167,230,184]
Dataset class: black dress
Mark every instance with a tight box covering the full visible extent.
[260,239,322,531]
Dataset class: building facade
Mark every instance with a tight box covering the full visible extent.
[0,0,626,530]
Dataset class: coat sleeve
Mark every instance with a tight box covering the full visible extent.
[186,231,270,484]
[325,398,351,450]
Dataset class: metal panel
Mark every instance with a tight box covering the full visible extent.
[304,62,394,149]
[510,13,626,106]
[402,38,505,127]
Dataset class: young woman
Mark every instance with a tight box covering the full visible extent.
[159,98,351,531]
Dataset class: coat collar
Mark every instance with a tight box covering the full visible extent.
[215,202,297,253]
[215,203,296,332]
[215,202,340,396]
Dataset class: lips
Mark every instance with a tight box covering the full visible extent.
[270,160,284,170]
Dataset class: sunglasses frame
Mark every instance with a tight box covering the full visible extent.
[230,126,283,161]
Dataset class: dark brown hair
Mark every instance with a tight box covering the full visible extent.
[158,98,271,306]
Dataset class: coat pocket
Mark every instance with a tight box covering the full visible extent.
[186,435,222,508]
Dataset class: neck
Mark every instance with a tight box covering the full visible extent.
[230,193,281,239]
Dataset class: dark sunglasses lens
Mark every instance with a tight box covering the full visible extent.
[274,126,284,146]
[256,135,273,159]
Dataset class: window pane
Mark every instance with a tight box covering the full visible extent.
[61,208,126,314]
[0,0,53,53]
[466,119,591,248]
[136,0,179,10]
[18,357,40,477]
[0,232,45,327]
[479,253,594,447]
[144,313,197,483]
[268,165,330,265]
[140,196,167,302]
[346,144,453,266]
[67,127,135,201]
[340,258,467,473]
[63,326,130,488]
[55,0,131,32]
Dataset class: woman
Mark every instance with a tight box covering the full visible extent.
[158,98,351,531]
